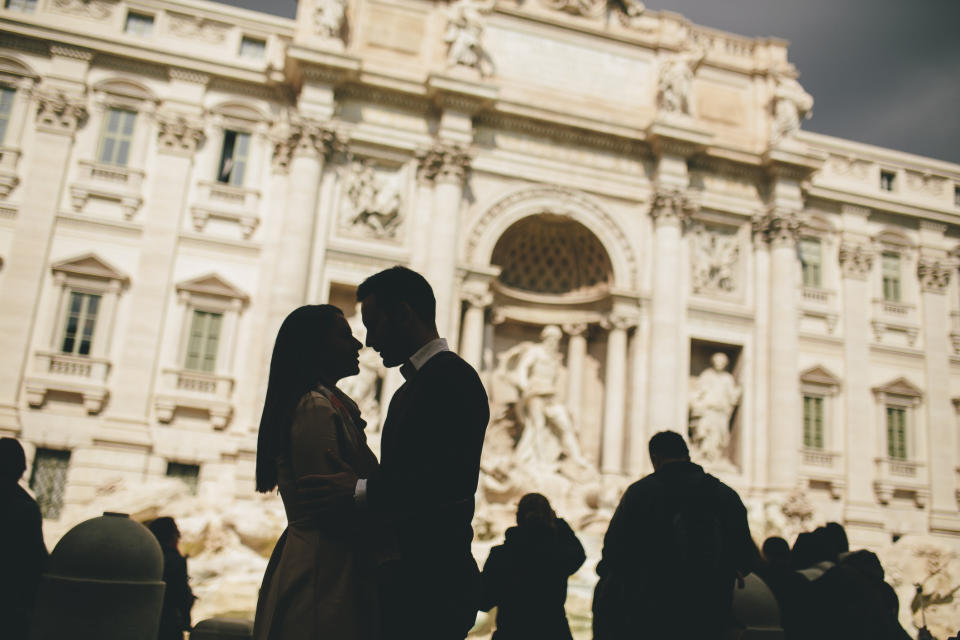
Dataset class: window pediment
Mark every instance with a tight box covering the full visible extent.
[51,253,129,283]
[210,101,266,124]
[800,365,841,391]
[176,273,248,302]
[0,56,37,81]
[875,228,914,251]
[872,377,922,398]
[94,78,156,103]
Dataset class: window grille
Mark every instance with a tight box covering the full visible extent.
[166,462,200,495]
[30,449,71,519]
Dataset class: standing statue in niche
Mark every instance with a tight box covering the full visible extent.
[689,352,741,464]
[770,66,814,144]
[341,159,402,238]
[495,325,591,472]
[444,0,496,76]
[313,0,347,40]
[657,42,705,115]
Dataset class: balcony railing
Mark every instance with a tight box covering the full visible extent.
[25,351,112,413]
[801,448,840,469]
[802,287,835,306]
[873,457,929,507]
[70,160,145,219]
[155,368,235,429]
[192,181,261,238]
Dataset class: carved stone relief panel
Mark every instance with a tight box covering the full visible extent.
[689,221,741,296]
[50,0,119,20]
[337,158,405,241]
[166,12,230,44]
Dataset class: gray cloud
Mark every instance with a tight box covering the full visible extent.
[213,0,960,163]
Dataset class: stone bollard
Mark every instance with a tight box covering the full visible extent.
[191,618,254,640]
[30,512,166,640]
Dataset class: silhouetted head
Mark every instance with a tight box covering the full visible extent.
[256,304,361,492]
[823,521,849,557]
[147,516,180,550]
[0,437,27,484]
[648,430,690,471]
[791,529,833,570]
[762,536,791,569]
[357,266,438,368]
[517,493,555,530]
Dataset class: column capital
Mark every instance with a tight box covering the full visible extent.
[562,322,589,337]
[754,208,801,247]
[35,90,88,134]
[838,241,875,280]
[917,256,953,294]
[156,114,205,155]
[602,313,638,332]
[417,142,472,185]
[462,287,493,309]
[650,189,696,225]
[274,119,340,169]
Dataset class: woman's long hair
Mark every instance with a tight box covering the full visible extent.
[256,304,344,492]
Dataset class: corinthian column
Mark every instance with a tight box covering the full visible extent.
[602,314,634,474]
[646,190,693,433]
[563,323,588,431]
[0,90,88,428]
[762,210,802,490]
[458,286,492,371]
[108,114,205,421]
[409,148,439,273]
[425,144,470,338]
[916,249,958,525]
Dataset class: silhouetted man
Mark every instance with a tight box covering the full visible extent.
[480,493,585,640]
[299,266,489,640]
[593,431,756,639]
[147,517,194,640]
[0,437,47,640]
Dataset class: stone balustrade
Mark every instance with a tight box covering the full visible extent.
[24,351,112,413]
[154,368,235,429]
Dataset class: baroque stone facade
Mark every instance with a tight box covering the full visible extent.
[2,0,960,632]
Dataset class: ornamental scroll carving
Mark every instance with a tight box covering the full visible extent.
[166,12,229,44]
[690,224,740,295]
[416,143,471,184]
[650,189,696,224]
[754,210,801,247]
[444,0,495,76]
[339,159,403,239]
[35,91,88,132]
[156,115,205,154]
[50,0,118,19]
[838,242,874,280]
[917,257,952,294]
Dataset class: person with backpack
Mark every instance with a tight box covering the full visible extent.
[593,430,758,639]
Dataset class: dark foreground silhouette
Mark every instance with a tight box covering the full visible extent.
[147,516,195,640]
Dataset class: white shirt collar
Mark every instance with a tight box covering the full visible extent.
[408,338,449,371]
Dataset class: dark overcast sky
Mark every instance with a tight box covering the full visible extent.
[214,0,960,164]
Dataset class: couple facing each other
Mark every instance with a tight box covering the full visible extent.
[253,266,490,640]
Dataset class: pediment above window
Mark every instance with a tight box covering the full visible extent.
[800,365,841,391]
[51,253,129,283]
[875,228,915,251]
[872,377,923,398]
[93,78,157,102]
[175,273,249,302]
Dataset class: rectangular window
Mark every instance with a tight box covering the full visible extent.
[97,108,136,166]
[238,36,266,60]
[802,395,825,449]
[4,0,37,12]
[61,292,101,356]
[880,170,896,192]
[166,461,200,495]
[882,252,902,302]
[886,406,908,460]
[124,11,154,36]
[954,186,960,207]
[30,448,71,519]
[216,130,250,186]
[799,237,822,288]
[184,309,222,372]
[0,86,14,144]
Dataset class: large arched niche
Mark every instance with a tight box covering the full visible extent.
[464,185,638,290]
[491,214,613,299]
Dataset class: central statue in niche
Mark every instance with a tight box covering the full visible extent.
[689,352,741,464]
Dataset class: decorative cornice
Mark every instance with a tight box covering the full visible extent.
[917,257,953,294]
[475,112,650,158]
[168,68,211,86]
[35,90,88,133]
[49,44,95,61]
[156,114,205,155]
[838,241,874,280]
[0,34,49,56]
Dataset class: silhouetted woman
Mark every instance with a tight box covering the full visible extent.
[253,305,385,640]
[147,517,194,640]
[480,493,585,640]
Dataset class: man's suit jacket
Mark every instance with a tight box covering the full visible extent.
[367,350,489,635]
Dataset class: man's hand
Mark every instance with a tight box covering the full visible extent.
[296,450,360,512]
